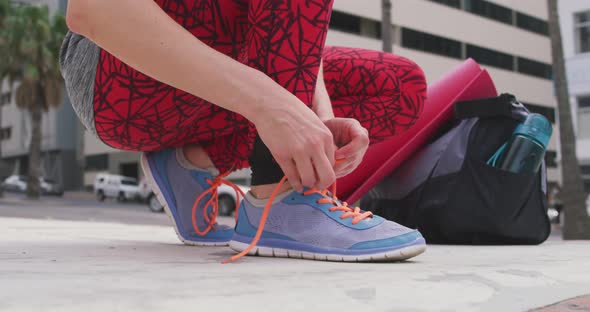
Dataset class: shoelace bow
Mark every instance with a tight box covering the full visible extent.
[192,171,246,236]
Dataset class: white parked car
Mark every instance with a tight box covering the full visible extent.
[3,175,63,196]
[94,174,140,202]
[3,175,27,192]
[141,179,250,215]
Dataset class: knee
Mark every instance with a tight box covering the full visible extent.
[323,46,426,101]
[383,54,427,118]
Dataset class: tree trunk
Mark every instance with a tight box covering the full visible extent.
[26,96,43,200]
[547,0,590,239]
[0,88,4,198]
[381,0,392,53]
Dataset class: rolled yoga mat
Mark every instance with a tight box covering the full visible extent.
[339,58,498,204]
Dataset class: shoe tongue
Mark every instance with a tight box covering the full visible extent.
[246,190,294,208]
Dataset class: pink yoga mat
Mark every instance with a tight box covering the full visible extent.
[339,59,498,203]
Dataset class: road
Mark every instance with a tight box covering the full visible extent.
[0,191,235,228]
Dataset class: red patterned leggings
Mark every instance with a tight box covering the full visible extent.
[93,0,427,173]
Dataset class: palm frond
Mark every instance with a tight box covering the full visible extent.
[2,2,66,112]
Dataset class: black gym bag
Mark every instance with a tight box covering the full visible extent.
[361,94,551,245]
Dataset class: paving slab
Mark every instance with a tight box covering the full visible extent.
[1,217,589,312]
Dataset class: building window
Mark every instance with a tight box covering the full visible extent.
[545,151,557,168]
[360,18,382,39]
[575,11,590,54]
[0,92,11,106]
[329,11,381,39]
[428,0,461,9]
[522,102,556,123]
[85,154,109,171]
[516,13,549,36]
[0,127,12,141]
[401,28,462,59]
[464,0,513,25]
[581,165,590,176]
[517,57,552,80]
[578,96,590,108]
[329,11,361,35]
[466,44,514,71]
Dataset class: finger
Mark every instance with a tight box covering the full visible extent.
[313,152,336,190]
[335,145,366,165]
[294,155,316,190]
[326,141,336,167]
[335,128,369,160]
[334,159,359,178]
[277,158,302,192]
[323,131,336,167]
[338,160,361,177]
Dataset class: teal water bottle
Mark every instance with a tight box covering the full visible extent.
[489,114,553,174]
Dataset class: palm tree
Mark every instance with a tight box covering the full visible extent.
[2,4,67,199]
[547,0,590,239]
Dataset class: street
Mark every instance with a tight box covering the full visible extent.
[1,193,589,312]
[0,191,234,227]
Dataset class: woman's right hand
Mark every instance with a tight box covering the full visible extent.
[252,96,337,192]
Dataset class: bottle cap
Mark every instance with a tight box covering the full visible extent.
[513,113,553,149]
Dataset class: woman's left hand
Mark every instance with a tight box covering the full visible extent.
[324,118,370,178]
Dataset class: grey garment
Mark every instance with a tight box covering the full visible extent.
[370,118,478,200]
[59,31,100,135]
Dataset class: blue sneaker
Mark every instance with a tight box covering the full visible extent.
[141,149,234,246]
[229,187,426,262]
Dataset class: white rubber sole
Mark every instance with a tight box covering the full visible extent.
[228,240,427,262]
[140,153,229,247]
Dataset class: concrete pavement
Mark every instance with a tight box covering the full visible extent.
[1,212,589,312]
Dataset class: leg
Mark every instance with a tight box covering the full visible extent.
[247,0,333,189]
[323,46,426,143]
[92,0,252,172]
[75,1,253,245]
[322,46,427,198]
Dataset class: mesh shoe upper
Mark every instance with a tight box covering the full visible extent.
[235,190,417,250]
[146,149,233,241]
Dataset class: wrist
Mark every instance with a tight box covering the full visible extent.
[227,70,285,122]
[246,89,302,125]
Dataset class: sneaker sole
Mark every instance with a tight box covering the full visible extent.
[228,239,426,262]
[140,153,230,247]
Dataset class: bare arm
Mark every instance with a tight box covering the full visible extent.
[312,61,335,121]
[66,0,302,123]
[66,0,337,189]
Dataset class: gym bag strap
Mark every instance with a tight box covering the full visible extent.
[454,93,529,121]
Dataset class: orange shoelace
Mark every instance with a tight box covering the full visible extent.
[191,171,246,236]
[221,174,374,264]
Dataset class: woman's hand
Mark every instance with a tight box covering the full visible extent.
[253,97,337,192]
[323,118,369,178]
